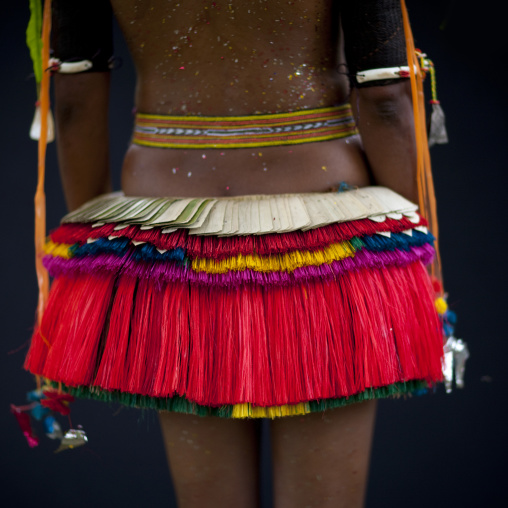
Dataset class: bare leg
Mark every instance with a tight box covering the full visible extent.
[270,400,377,508]
[159,412,261,508]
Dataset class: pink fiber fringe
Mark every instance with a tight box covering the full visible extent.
[42,244,435,288]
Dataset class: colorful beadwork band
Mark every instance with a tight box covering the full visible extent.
[132,104,358,149]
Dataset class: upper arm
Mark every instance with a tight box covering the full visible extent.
[51,0,114,117]
[340,0,408,91]
[51,0,114,73]
[340,1,418,201]
[50,1,115,210]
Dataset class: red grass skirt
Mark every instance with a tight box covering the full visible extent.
[25,189,444,418]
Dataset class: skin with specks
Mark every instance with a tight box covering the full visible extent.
[53,1,418,506]
[270,401,377,508]
[55,0,417,210]
[159,413,261,508]
[159,401,376,508]
[112,0,372,199]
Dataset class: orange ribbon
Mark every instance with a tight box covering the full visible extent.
[35,0,51,327]
[400,0,443,290]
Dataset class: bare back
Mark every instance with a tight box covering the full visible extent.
[110,0,371,198]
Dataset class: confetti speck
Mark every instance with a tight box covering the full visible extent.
[187,171,192,177]
[322,166,327,171]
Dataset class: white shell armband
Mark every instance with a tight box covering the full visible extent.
[356,66,415,84]
[49,58,93,74]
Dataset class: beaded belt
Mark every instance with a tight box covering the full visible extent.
[132,104,358,149]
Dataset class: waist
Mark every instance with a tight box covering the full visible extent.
[132,104,358,149]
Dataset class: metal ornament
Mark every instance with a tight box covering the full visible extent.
[443,336,470,393]
[55,428,88,453]
[428,102,449,147]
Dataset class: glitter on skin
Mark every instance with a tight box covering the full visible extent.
[109,0,354,196]
[113,0,340,116]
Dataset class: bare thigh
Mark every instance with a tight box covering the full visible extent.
[270,400,377,508]
[158,412,261,508]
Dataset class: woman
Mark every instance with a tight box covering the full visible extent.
[26,1,444,506]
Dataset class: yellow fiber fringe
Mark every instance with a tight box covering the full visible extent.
[232,402,311,419]
[45,239,357,273]
[44,240,73,259]
[192,241,357,274]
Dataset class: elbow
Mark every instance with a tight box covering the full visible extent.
[54,73,110,126]
[356,81,413,126]
[55,99,78,126]
[54,77,88,126]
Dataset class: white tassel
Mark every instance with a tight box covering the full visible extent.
[29,104,55,142]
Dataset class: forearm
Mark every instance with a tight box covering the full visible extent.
[352,81,417,203]
[54,72,111,211]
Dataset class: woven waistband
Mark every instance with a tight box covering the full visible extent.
[132,104,358,149]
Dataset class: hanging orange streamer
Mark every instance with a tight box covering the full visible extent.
[35,0,51,326]
[400,0,442,289]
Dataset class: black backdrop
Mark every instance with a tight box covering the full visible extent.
[2,2,507,507]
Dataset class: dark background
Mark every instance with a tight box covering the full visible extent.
[2,1,506,507]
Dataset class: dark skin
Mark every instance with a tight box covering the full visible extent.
[54,73,111,210]
[53,1,416,506]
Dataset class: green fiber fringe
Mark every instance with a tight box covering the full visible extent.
[52,380,431,418]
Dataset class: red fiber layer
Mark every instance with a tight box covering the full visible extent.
[50,215,427,259]
[25,261,443,407]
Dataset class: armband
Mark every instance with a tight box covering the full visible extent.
[51,0,113,73]
[340,0,407,88]
[49,58,93,74]
[356,66,415,84]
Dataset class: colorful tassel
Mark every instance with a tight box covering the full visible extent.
[10,405,39,448]
[10,388,85,449]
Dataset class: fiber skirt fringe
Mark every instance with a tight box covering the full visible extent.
[25,187,444,418]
